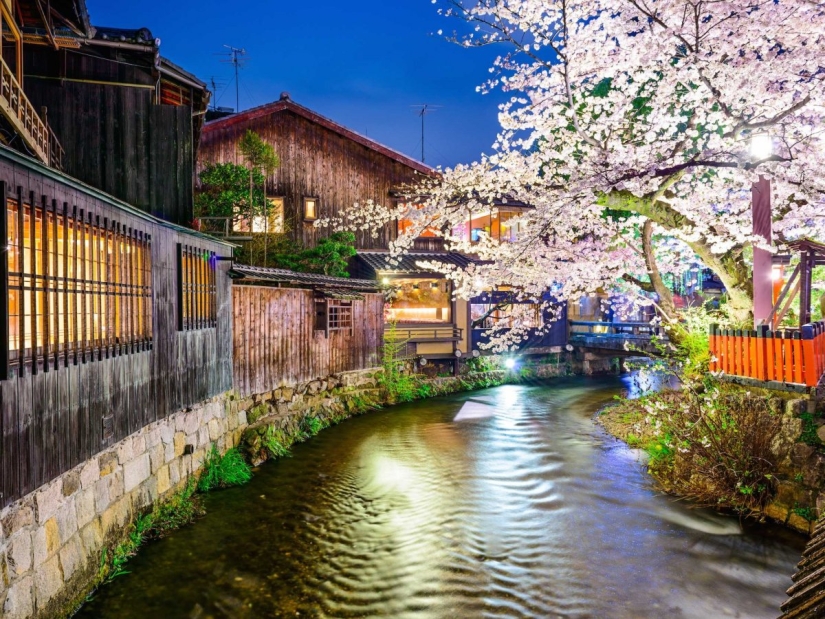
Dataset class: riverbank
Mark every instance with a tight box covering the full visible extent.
[597,385,825,535]
[1,351,603,619]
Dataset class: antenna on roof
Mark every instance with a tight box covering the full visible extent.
[208,77,226,110]
[411,104,441,163]
[220,45,247,112]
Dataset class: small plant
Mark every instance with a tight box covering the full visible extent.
[793,503,816,522]
[263,426,293,458]
[799,412,823,448]
[197,445,252,492]
[300,415,325,438]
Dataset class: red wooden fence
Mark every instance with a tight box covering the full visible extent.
[709,321,825,388]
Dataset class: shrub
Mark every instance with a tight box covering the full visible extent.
[197,446,252,492]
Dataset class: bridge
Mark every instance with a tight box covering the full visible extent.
[568,320,667,356]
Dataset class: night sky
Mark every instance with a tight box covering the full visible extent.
[85,0,508,169]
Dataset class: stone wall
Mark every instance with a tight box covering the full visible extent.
[0,368,379,619]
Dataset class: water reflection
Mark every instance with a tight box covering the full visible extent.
[78,377,804,618]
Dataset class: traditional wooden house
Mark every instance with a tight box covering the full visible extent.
[0,1,233,510]
[1,0,209,226]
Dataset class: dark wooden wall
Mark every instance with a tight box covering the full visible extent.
[199,108,425,249]
[233,286,383,398]
[0,150,232,509]
[22,47,195,226]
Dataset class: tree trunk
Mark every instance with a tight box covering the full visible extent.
[641,220,677,321]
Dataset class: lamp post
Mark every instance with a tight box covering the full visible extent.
[750,134,773,327]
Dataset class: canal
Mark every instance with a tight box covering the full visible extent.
[78,376,805,618]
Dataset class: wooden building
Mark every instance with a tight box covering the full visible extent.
[0,143,233,510]
[198,92,434,249]
[0,0,210,225]
[228,265,384,397]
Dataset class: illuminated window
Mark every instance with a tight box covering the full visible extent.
[471,303,542,330]
[397,203,438,238]
[177,244,217,331]
[250,197,284,233]
[5,195,152,370]
[385,278,451,323]
[453,210,523,243]
[304,197,317,221]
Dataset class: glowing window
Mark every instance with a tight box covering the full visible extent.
[177,244,217,331]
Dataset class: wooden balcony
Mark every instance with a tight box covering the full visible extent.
[0,56,63,169]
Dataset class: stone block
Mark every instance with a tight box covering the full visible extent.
[160,424,175,446]
[75,488,96,529]
[94,478,111,513]
[100,498,130,535]
[131,435,146,457]
[238,410,248,427]
[98,452,118,478]
[124,453,151,493]
[149,444,165,474]
[192,449,206,472]
[6,532,33,576]
[157,466,171,496]
[146,427,162,449]
[184,412,199,435]
[164,442,176,463]
[35,479,64,525]
[79,459,100,490]
[136,478,158,510]
[3,576,33,619]
[108,471,125,501]
[764,502,789,524]
[116,439,134,465]
[818,424,825,443]
[1,499,34,538]
[168,460,181,486]
[55,500,78,544]
[197,426,209,448]
[62,470,81,497]
[34,554,63,606]
[174,432,186,457]
[32,518,60,567]
[58,536,84,581]
[79,521,103,557]
[788,512,813,534]
[208,418,222,441]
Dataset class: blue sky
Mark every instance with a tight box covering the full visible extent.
[85,1,507,169]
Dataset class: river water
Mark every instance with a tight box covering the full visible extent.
[78,377,805,618]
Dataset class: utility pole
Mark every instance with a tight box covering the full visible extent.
[412,104,440,163]
[221,46,246,112]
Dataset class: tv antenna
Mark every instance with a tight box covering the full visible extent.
[411,104,441,163]
[220,45,247,112]
[208,77,226,110]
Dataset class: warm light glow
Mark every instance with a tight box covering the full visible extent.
[304,197,317,220]
[504,358,516,369]
[382,277,390,285]
[771,265,783,282]
[750,134,773,159]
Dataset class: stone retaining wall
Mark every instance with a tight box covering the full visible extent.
[0,368,379,619]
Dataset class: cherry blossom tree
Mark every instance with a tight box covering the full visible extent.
[338,0,825,326]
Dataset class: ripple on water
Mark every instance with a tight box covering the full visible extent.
[77,378,806,619]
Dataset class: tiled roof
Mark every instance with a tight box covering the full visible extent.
[355,251,480,275]
[781,516,825,618]
[203,95,436,176]
[228,264,379,291]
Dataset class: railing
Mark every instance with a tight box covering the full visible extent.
[569,320,664,337]
[195,217,252,240]
[709,322,825,388]
[388,324,463,342]
[0,57,62,168]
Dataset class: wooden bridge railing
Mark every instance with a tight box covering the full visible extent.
[569,320,664,337]
[709,321,825,388]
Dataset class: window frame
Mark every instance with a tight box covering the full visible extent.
[176,243,217,331]
[303,196,318,222]
[3,185,153,378]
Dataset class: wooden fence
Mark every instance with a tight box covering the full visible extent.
[0,149,233,509]
[709,321,825,389]
[233,286,384,397]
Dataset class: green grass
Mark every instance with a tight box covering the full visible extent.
[197,445,252,492]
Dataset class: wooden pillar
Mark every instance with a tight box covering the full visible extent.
[752,177,772,327]
[799,248,813,328]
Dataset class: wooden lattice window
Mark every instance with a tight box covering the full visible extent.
[177,244,217,331]
[314,298,353,336]
[2,186,153,377]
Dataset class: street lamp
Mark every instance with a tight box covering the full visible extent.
[750,134,772,327]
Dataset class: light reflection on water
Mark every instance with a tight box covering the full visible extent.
[78,376,804,619]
